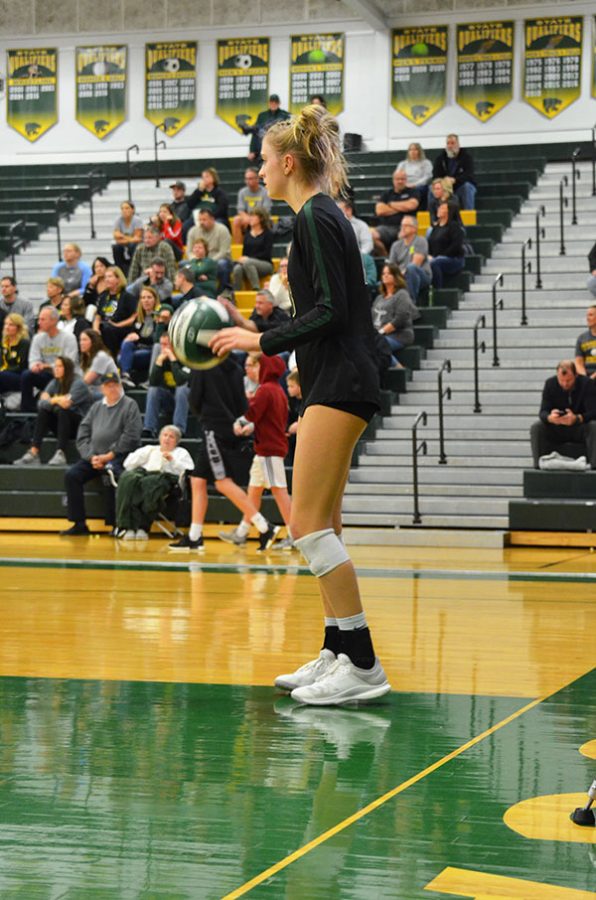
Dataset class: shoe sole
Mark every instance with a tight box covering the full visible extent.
[291,681,391,706]
[257,525,281,552]
[168,546,205,553]
[218,535,247,546]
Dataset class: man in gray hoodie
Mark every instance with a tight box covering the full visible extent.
[61,372,142,535]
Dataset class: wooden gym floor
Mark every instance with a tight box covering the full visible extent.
[0,531,594,898]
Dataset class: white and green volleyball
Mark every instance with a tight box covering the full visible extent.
[169,298,232,369]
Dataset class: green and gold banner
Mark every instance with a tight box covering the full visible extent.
[216,37,269,133]
[592,16,596,100]
[7,48,57,142]
[289,34,344,116]
[76,45,126,139]
[391,27,447,126]
[456,22,513,122]
[523,17,582,118]
[145,41,196,136]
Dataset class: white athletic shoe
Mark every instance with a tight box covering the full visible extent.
[122,530,136,541]
[135,529,149,541]
[274,648,336,692]
[290,653,391,706]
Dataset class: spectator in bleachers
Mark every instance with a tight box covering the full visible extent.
[38,278,66,324]
[142,333,190,439]
[530,361,596,469]
[169,181,190,223]
[587,241,596,298]
[82,257,111,321]
[232,207,274,291]
[14,356,92,467]
[61,371,142,536]
[266,256,291,313]
[243,353,261,399]
[182,168,230,239]
[0,313,30,403]
[389,215,432,303]
[21,307,79,412]
[372,263,417,366]
[309,94,326,107]
[0,276,35,335]
[371,168,419,256]
[221,289,290,337]
[118,287,161,389]
[337,198,373,255]
[115,425,194,541]
[575,305,596,380]
[128,257,173,304]
[172,266,200,310]
[93,265,137,358]
[128,226,177,285]
[112,201,143,276]
[285,368,302,464]
[240,93,290,162]
[397,143,433,208]
[432,134,476,211]
[157,203,184,261]
[187,239,218,299]
[186,208,233,295]
[58,296,91,341]
[428,201,465,288]
[427,178,456,227]
[232,167,272,244]
[79,329,118,399]
[52,243,92,299]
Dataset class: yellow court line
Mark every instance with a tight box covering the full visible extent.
[221,682,577,900]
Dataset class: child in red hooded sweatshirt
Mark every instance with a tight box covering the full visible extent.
[218,353,294,549]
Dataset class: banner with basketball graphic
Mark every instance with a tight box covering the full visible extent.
[7,48,57,142]
[289,34,344,116]
[391,27,447,126]
[145,41,196,136]
[523,17,582,119]
[75,45,126,139]
[456,22,513,122]
[216,37,269,133]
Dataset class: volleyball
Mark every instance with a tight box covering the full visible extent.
[169,298,232,370]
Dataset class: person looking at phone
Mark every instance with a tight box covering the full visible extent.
[530,360,596,469]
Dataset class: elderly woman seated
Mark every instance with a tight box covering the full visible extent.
[115,425,194,540]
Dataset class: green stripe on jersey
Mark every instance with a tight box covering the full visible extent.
[303,198,333,312]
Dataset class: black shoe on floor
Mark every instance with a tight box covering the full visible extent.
[257,524,280,552]
[168,534,205,552]
[60,523,90,536]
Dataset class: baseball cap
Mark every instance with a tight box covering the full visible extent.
[169,180,186,190]
[100,372,121,385]
[269,94,280,103]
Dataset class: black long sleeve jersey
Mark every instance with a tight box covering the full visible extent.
[260,193,380,412]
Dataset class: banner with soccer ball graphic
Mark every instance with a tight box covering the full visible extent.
[391,27,447,126]
[145,42,197,137]
[76,45,127,139]
[289,34,344,116]
[456,22,514,122]
[216,38,269,133]
[7,48,58,142]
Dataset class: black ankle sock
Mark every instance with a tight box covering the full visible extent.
[340,627,375,670]
[322,625,342,656]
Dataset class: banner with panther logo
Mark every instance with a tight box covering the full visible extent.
[391,27,447,126]
[7,48,57,142]
[145,41,196,136]
[76,45,126,139]
[456,22,514,122]
[216,37,269,133]
[523,17,582,119]
[289,34,344,116]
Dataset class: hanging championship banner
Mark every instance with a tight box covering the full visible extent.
[7,48,57,142]
[456,22,513,122]
[216,37,269,133]
[592,16,596,100]
[391,27,447,126]
[145,41,196,136]
[523,17,582,119]
[289,34,344,116]
[75,45,126,139]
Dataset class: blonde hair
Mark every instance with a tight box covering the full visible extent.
[137,286,160,321]
[3,312,29,343]
[265,104,347,198]
[407,142,426,160]
[106,266,128,291]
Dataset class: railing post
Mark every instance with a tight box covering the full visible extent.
[411,411,427,525]
[473,314,486,414]
[126,144,140,203]
[491,273,504,367]
[571,147,581,225]
[154,124,167,187]
[521,237,531,327]
[437,360,451,465]
[559,176,568,256]
[53,192,73,259]
[535,205,545,289]
[87,167,104,240]
[8,220,26,280]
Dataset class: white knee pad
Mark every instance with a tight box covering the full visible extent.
[294,528,350,577]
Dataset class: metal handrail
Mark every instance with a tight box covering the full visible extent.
[437,360,451,465]
[491,273,504,367]
[8,219,27,279]
[521,237,531,326]
[126,144,140,203]
[558,175,569,256]
[571,147,581,225]
[154,124,167,187]
[53,192,74,259]
[534,205,545,289]
[473,314,486,413]
[87,167,104,239]
[411,411,427,525]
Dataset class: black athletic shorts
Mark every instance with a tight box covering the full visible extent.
[191,430,252,485]
[311,400,378,424]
